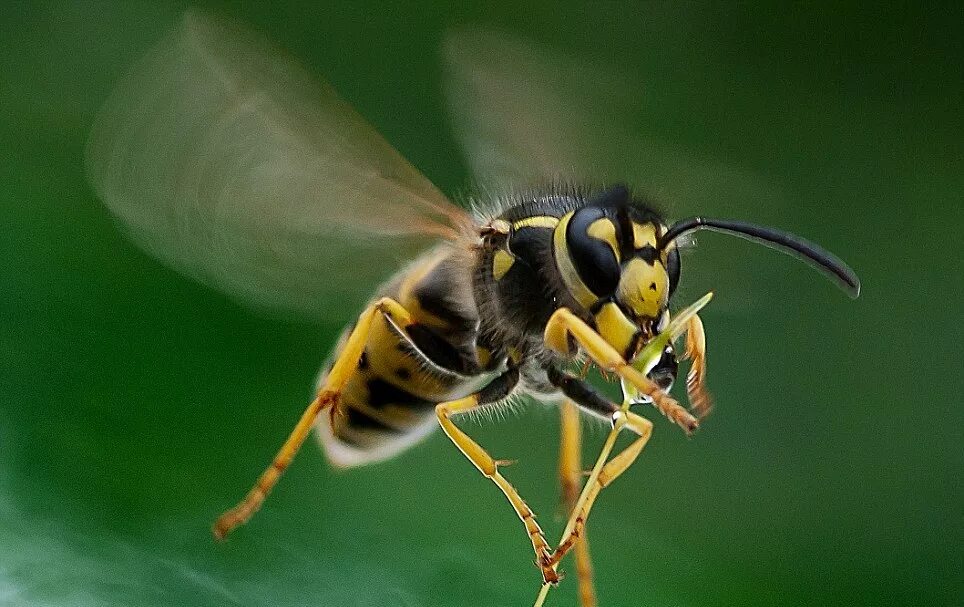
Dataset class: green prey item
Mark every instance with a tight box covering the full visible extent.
[620,291,713,406]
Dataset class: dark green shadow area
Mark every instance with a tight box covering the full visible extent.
[1,2,960,606]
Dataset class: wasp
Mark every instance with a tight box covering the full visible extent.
[86,11,860,606]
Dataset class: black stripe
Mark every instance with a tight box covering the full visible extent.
[414,275,472,328]
[508,225,550,268]
[345,405,403,434]
[406,324,471,374]
[366,378,423,408]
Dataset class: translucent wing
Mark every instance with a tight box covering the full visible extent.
[87,9,470,321]
[444,28,783,207]
[443,28,640,187]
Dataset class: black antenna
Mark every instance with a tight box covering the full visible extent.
[659,217,860,298]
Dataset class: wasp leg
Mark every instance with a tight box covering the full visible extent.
[435,367,560,585]
[683,313,712,419]
[559,400,597,607]
[544,307,698,434]
[552,409,652,567]
[213,297,415,540]
[534,402,653,607]
[546,370,655,562]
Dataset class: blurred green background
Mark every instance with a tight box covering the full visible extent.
[1,2,961,606]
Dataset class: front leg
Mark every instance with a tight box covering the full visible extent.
[544,307,698,433]
[684,313,712,418]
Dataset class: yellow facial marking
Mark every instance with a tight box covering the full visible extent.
[660,237,675,264]
[657,223,670,263]
[587,218,620,261]
[492,249,515,280]
[513,215,560,230]
[593,302,638,358]
[618,258,668,319]
[632,222,657,249]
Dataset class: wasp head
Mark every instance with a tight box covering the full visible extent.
[552,185,680,379]
[553,183,859,396]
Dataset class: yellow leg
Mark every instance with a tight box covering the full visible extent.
[534,410,653,607]
[559,401,597,607]
[437,390,559,585]
[536,307,708,605]
[551,410,653,567]
[684,313,712,419]
[212,297,413,540]
[545,308,698,434]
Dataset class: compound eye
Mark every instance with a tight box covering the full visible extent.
[566,206,621,298]
[666,247,681,296]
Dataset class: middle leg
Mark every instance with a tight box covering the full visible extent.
[534,371,655,607]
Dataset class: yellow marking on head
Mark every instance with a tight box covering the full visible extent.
[618,257,668,319]
[632,222,657,249]
[492,249,515,280]
[587,218,620,261]
[593,302,638,359]
[657,223,671,263]
[553,212,598,309]
[513,215,560,230]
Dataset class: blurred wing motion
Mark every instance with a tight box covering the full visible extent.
[87,9,470,321]
[444,28,789,311]
[443,28,638,187]
[443,28,779,204]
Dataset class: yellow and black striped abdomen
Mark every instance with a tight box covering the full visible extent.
[315,246,492,467]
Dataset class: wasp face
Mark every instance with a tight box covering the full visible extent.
[553,186,681,367]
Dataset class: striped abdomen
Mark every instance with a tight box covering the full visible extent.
[315,245,493,467]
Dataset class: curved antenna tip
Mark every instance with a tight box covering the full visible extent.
[662,216,861,300]
[846,278,861,299]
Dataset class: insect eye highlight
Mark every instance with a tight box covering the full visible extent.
[566,206,621,298]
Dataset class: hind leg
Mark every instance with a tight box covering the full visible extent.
[212,297,414,539]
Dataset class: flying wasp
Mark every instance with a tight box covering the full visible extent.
[86,11,860,606]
